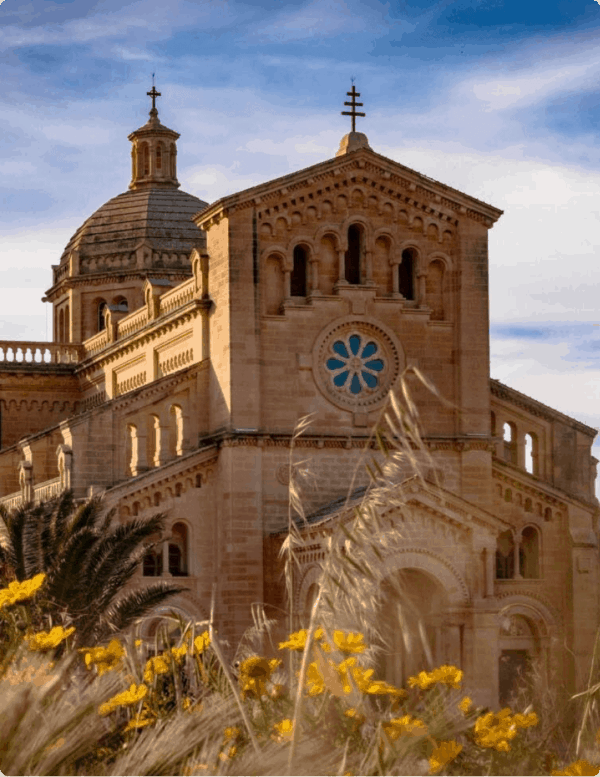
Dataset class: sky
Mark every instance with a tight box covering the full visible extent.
[2,0,600,477]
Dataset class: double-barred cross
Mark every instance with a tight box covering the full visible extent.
[341,85,365,132]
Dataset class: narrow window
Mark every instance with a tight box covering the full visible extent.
[524,433,538,475]
[143,549,163,577]
[399,249,415,300]
[168,523,188,576]
[142,143,150,176]
[97,301,107,332]
[496,530,515,579]
[65,304,70,342]
[503,422,517,465]
[58,309,65,343]
[520,527,540,579]
[491,411,496,436]
[156,144,162,170]
[291,245,308,297]
[345,225,362,284]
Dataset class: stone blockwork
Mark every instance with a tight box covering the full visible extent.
[0,113,597,707]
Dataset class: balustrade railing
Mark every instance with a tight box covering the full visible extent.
[0,341,82,365]
[33,477,62,502]
[83,329,110,356]
[0,492,23,510]
[117,308,148,339]
[159,278,195,316]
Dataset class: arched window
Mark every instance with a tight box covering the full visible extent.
[426,259,444,319]
[195,473,203,488]
[154,492,161,507]
[58,309,64,343]
[113,296,129,313]
[168,523,188,576]
[170,143,176,178]
[265,255,285,315]
[496,530,515,579]
[169,404,184,458]
[156,144,162,170]
[143,549,163,577]
[520,527,540,579]
[142,143,150,176]
[291,245,308,297]
[97,301,107,332]
[65,304,70,342]
[524,433,538,475]
[302,582,319,625]
[345,224,362,284]
[147,414,160,467]
[491,411,496,436]
[399,249,415,300]
[503,422,517,465]
[126,423,138,477]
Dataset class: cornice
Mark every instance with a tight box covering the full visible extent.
[491,379,597,437]
[194,149,503,230]
[492,462,598,514]
[45,268,192,300]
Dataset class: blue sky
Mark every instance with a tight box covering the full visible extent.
[3,0,600,464]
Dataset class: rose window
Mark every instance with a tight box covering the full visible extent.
[325,333,385,395]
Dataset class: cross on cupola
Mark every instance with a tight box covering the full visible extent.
[147,77,161,118]
[341,84,366,132]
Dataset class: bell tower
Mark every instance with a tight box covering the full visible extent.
[128,84,180,190]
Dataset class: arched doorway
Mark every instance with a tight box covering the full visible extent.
[378,569,448,687]
[498,612,542,706]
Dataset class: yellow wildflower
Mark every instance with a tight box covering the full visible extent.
[408,665,463,691]
[270,682,285,699]
[278,627,324,651]
[80,639,125,676]
[474,708,519,752]
[223,726,241,741]
[170,643,188,662]
[458,696,473,714]
[135,639,142,648]
[27,625,75,651]
[124,707,156,731]
[332,630,367,654]
[99,683,148,716]
[194,631,210,654]
[143,653,170,683]
[344,708,366,726]
[382,715,428,741]
[513,711,539,728]
[429,740,463,774]
[306,661,326,696]
[218,745,237,761]
[365,679,407,698]
[337,656,375,693]
[552,760,600,776]
[272,718,294,741]
[238,656,281,699]
[0,573,46,608]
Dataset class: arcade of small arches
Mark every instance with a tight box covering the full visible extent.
[125,402,187,477]
[120,469,206,518]
[495,481,558,523]
[492,411,541,477]
[54,295,132,342]
[495,525,541,580]
[141,520,190,578]
[131,139,177,182]
[264,223,448,320]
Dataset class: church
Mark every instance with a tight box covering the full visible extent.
[0,87,598,709]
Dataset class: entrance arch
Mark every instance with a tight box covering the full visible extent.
[377,567,449,687]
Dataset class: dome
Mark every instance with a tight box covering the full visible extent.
[58,187,207,275]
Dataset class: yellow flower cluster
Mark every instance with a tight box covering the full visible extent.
[474,708,538,752]
[382,714,428,741]
[552,759,600,776]
[278,627,366,655]
[170,643,188,662]
[305,655,405,700]
[99,683,148,716]
[0,573,45,609]
[272,718,294,742]
[408,665,463,691]
[80,639,125,676]
[238,656,281,699]
[27,625,75,651]
[143,653,171,683]
[123,704,157,732]
[194,630,210,654]
[429,740,463,774]
[458,696,473,714]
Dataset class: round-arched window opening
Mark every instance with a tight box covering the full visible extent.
[97,301,108,332]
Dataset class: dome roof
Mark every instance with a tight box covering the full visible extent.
[59,187,207,265]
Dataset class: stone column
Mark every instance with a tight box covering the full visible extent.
[309,259,321,295]
[337,250,347,284]
[365,249,375,285]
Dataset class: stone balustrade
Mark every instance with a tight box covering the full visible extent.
[159,278,195,316]
[0,341,82,365]
[117,307,149,339]
[0,491,23,510]
[83,329,110,356]
[34,476,62,502]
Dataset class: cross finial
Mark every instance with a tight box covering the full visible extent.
[147,75,161,115]
[341,83,365,132]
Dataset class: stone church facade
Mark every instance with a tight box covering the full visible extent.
[0,96,598,708]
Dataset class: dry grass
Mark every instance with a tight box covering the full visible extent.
[1,373,600,775]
